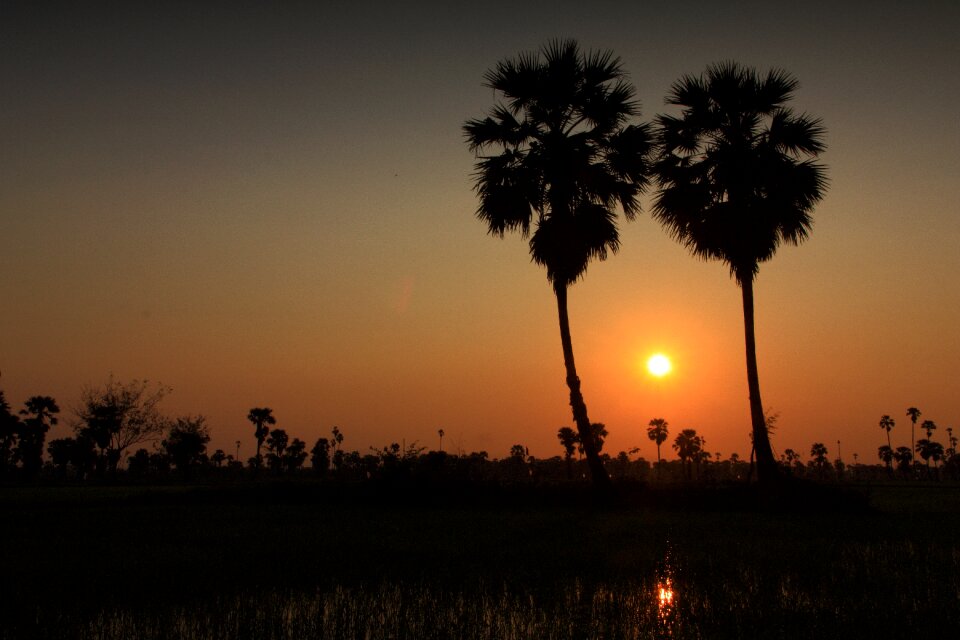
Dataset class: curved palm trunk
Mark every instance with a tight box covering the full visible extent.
[555,285,611,488]
[740,277,781,484]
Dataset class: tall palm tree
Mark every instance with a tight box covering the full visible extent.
[653,62,827,485]
[879,414,895,451]
[246,407,275,465]
[647,418,669,464]
[906,407,921,464]
[464,39,653,487]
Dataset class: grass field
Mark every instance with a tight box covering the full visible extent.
[2,481,958,638]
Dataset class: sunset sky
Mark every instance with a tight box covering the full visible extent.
[2,1,958,464]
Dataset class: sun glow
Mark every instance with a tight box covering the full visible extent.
[646,353,672,377]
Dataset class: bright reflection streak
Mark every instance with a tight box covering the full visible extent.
[657,577,675,621]
[655,542,677,633]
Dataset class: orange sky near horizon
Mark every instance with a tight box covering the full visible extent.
[2,1,958,465]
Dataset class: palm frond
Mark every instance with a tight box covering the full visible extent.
[653,61,827,282]
[465,39,652,288]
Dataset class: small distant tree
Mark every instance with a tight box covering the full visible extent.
[509,444,528,460]
[893,446,913,475]
[330,426,345,473]
[246,407,276,467]
[672,429,702,480]
[311,437,331,476]
[210,449,227,467]
[906,407,921,465]
[557,426,578,479]
[879,415,895,452]
[576,423,608,457]
[150,451,171,475]
[47,438,75,478]
[74,378,171,474]
[127,448,151,477]
[284,438,308,473]
[877,445,894,471]
[162,416,210,476]
[16,396,60,477]
[810,442,829,474]
[916,438,944,474]
[781,448,798,466]
[921,420,937,439]
[265,428,289,473]
[647,418,669,464]
[437,428,445,453]
[0,391,20,477]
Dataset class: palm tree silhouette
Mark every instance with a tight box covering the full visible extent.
[647,418,669,464]
[877,445,894,470]
[672,428,702,480]
[653,62,827,485]
[879,415,895,453]
[893,446,913,474]
[921,419,937,440]
[246,407,275,466]
[810,442,829,478]
[906,407,921,466]
[557,426,578,479]
[464,39,653,487]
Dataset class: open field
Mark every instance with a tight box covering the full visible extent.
[2,481,958,638]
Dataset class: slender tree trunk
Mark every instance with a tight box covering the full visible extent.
[740,277,781,484]
[555,285,611,488]
[911,422,916,468]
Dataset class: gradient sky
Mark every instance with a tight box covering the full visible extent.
[2,1,958,464]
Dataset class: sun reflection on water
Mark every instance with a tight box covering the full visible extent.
[654,542,678,635]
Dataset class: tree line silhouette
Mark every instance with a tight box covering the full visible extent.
[2,377,957,485]
[464,39,827,488]
[876,408,957,477]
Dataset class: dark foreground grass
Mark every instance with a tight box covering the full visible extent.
[1,481,958,638]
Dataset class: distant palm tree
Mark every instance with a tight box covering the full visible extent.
[16,396,60,476]
[576,423,609,457]
[893,446,913,475]
[21,396,60,427]
[879,415,895,452]
[916,438,944,473]
[906,407,921,465]
[557,426,578,479]
[672,428,702,480]
[653,63,827,485]
[647,418,669,464]
[437,428,445,453]
[246,407,275,465]
[810,442,829,478]
[921,419,937,439]
[465,40,653,487]
[877,445,894,470]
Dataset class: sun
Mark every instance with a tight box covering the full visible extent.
[646,353,672,377]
